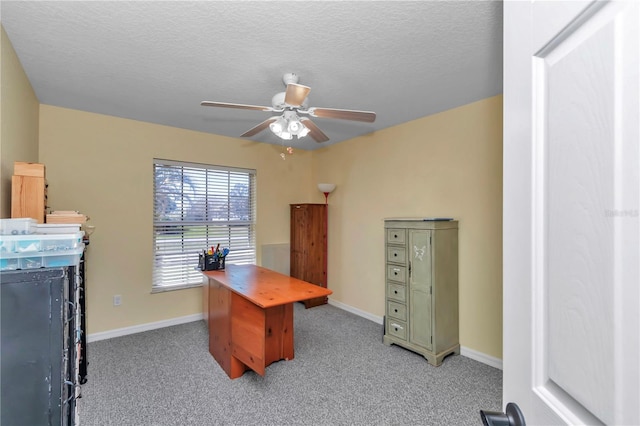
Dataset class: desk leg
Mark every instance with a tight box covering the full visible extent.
[280,303,294,361]
[263,302,295,365]
[231,293,267,376]
[202,276,209,326]
[208,279,247,379]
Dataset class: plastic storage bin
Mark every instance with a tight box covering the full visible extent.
[0,247,84,271]
[0,232,84,254]
[20,256,43,269]
[0,232,85,271]
[0,218,37,235]
[44,251,83,267]
[0,258,19,271]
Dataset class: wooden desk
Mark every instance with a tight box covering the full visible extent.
[202,264,332,379]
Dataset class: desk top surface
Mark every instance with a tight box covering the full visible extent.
[202,264,332,309]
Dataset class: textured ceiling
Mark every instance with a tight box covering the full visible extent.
[1,1,503,151]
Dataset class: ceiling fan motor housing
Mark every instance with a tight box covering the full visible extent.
[282,72,299,85]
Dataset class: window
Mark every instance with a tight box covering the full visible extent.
[153,159,256,291]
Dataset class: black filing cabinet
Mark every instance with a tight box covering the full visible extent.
[1,266,80,425]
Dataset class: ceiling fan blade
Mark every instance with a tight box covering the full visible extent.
[240,117,278,137]
[201,101,274,112]
[300,118,330,143]
[284,83,311,107]
[307,107,376,123]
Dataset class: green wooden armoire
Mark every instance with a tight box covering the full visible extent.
[383,218,459,366]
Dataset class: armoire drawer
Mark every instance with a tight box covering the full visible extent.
[386,319,407,340]
[386,283,406,302]
[387,300,407,321]
[386,246,406,264]
[386,228,406,244]
[386,264,406,282]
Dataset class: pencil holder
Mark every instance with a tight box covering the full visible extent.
[199,253,226,271]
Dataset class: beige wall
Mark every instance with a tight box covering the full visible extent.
[314,95,503,359]
[0,26,40,218]
[39,105,314,335]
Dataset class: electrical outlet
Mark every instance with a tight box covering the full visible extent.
[113,295,122,306]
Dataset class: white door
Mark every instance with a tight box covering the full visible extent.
[503,1,639,425]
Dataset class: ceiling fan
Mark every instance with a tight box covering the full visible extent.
[201,73,376,143]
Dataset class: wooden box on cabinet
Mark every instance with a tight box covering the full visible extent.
[383,219,459,366]
[14,162,45,178]
[11,175,46,224]
[290,203,328,308]
[11,161,47,224]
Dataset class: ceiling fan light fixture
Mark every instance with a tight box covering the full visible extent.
[288,118,302,134]
[269,117,287,134]
[280,130,293,140]
[298,125,310,138]
[270,111,309,140]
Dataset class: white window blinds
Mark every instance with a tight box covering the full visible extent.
[153,159,256,290]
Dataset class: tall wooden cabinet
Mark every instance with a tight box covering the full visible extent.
[383,219,459,366]
[290,203,328,308]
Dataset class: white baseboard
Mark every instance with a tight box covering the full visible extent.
[328,298,503,370]
[460,346,503,370]
[87,313,204,343]
[328,298,384,324]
